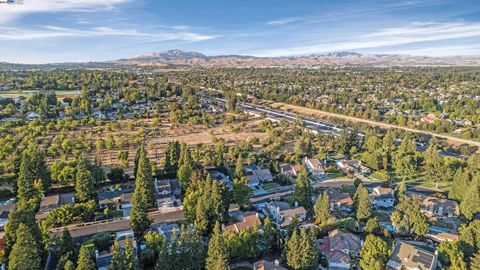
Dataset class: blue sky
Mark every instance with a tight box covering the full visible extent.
[0,0,479,63]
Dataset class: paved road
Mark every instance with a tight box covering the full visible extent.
[200,92,474,158]
[272,102,480,149]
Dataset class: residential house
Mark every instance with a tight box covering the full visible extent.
[265,202,306,228]
[421,196,459,218]
[224,212,261,233]
[304,157,326,178]
[0,203,16,228]
[279,163,302,178]
[155,179,182,210]
[245,166,274,187]
[153,222,181,242]
[25,111,39,121]
[253,260,287,270]
[327,189,353,212]
[36,193,75,219]
[336,160,371,175]
[120,192,134,217]
[369,187,395,209]
[387,240,438,270]
[426,229,459,243]
[211,171,234,190]
[96,230,138,270]
[421,113,437,124]
[319,229,362,270]
[98,189,125,210]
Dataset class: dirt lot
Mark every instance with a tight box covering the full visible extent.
[45,117,268,175]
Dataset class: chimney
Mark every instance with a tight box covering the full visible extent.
[294,201,298,208]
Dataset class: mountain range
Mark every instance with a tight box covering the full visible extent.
[112,50,480,67]
[2,50,480,69]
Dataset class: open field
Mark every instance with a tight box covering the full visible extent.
[33,117,268,176]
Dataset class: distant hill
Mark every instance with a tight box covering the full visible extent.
[2,50,480,69]
[112,50,480,67]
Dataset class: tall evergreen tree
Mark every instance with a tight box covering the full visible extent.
[124,238,137,270]
[130,190,152,241]
[285,229,318,270]
[233,176,251,210]
[76,244,96,270]
[135,146,156,208]
[75,155,96,202]
[109,240,125,270]
[313,192,333,227]
[8,223,42,270]
[177,143,193,187]
[133,144,142,178]
[4,207,44,264]
[460,178,480,220]
[359,234,390,270]
[293,165,313,208]
[449,169,470,202]
[17,150,43,211]
[353,184,372,221]
[234,155,245,179]
[206,223,229,270]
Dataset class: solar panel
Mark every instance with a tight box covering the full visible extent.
[412,250,434,267]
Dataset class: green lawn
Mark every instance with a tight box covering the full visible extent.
[326,170,345,179]
[263,182,281,190]
[368,171,388,181]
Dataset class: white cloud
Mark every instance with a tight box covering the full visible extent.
[266,17,305,26]
[0,0,131,23]
[257,21,480,56]
[0,25,218,42]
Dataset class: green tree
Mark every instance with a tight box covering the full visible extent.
[438,241,467,270]
[262,217,277,253]
[391,196,429,235]
[449,169,470,202]
[17,150,43,211]
[177,142,194,187]
[293,166,313,208]
[424,139,444,188]
[364,217,381,234]
[206,223,229,270]
[313,192,333,227]
[76,244,96,270]
[285,229,318,270]
[470,251,480,270]
[353,184,372,221]
[4,208,43,264]
[130,190,152,241]
[233,176,251,210]
[460,178,480,220]
[234,155,245,179]
[75,155,96,202]
[8,223,42,270]
[64,260,75,270]
[109,240,125,270]
[124,238,137,270]
[135,146,156,208]
[359,234,390,270]
[58,228,75,263]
